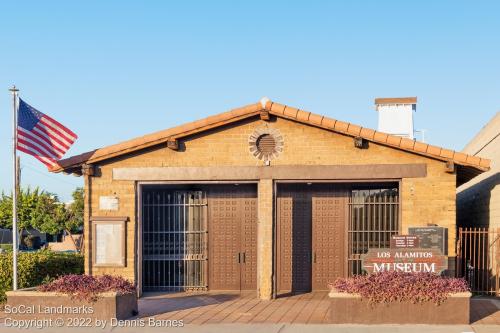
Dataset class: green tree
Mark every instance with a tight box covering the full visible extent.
[0,188,54,231]
[65,187,84,233]
[0,187,84,236]
[0,192,12,229]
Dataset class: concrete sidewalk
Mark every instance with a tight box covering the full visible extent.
[0,323,499,333]
[1,293,498,332]
[186,324,498,333]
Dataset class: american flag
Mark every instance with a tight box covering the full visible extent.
[17,98,77,169]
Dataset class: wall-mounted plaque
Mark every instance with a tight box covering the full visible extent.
[91,217,127,267]
[361,248,448,274]
[99,196,119,211]
[409,226,448,255]
[391,235,420,248]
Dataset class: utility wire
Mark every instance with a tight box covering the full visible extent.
[20,162,81,188]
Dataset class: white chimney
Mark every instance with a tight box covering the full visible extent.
[375,97,417,139]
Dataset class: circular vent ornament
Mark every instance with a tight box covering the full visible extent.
[249,128,283,161]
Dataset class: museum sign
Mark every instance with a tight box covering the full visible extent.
[361,234,448,274]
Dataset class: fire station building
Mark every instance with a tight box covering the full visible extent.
[52,97,489,299]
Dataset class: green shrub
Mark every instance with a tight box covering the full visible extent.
[0,250,83,303]
[0,244,13,252]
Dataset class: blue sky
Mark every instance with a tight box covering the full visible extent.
[1,1,499,201]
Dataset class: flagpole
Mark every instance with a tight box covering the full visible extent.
[9,85,19,291]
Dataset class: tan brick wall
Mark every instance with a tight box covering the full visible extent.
[83,174,91,275]
[85,116,457,282]
[85,176,136,280]
[401,174,457,256]
[257,179,273,300]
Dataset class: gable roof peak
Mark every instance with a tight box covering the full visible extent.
[51,98,490,182]
[260,97,271,109]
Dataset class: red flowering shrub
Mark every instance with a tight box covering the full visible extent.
[38,274,135,302]
[329,271,469,305]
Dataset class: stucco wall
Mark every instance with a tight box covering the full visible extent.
[83,116,456,281]
[457,112,500,228]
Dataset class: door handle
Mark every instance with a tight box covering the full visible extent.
[313,252,317,263]
[242,252,246,263]
[237,252,241,263]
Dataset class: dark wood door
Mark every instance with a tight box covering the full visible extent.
[312,186,347,290]
[208,189,240,290]
[208,185,257,291]
[277,184,312,293]
[240,195,258,290]
[277,184,347,293]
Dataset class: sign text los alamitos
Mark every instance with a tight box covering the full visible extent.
[361,248,448,274]
[361,235,448,274]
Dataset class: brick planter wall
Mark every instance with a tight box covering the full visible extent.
[329,291,471,324]
[5,288,138,321]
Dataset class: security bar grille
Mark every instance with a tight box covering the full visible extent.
[142,189,208,291]
[348,185,399,276]
[456,228,500,295]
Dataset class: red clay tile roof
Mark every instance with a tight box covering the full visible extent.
[375,97,417,104]
[51,99,490,175]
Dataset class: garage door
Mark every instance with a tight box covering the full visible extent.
[142,184,257,292]
[208,185,257,291]
[277,184,346,293]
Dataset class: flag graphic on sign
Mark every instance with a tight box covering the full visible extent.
[16,98,77,169]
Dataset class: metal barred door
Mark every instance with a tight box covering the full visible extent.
[208,185,257,291]
[277,184,312,293]
[142,189,208,291]
[312,185,347,290]
[456,228,500,295]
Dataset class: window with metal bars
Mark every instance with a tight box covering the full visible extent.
[142,189,208,291]
[348,184,399,276]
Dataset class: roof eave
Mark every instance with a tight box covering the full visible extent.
[51,98,491,179]
[51,102,264,173]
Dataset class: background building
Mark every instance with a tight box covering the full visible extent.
[457,112,500,228]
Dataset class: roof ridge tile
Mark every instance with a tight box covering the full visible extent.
[440,148,454,159]
[386,135,402,146]
[373,132,389,143]
[296,109,311,122]
[360,128,376,140]
[347,124,362,136]
[270,102,286,115]
[413,141,428,153]
[308,113,324,126]
[285,105,299,118]
[479,158,490,168]
[321,117,337,129]
[453,152,468,163]
[334,120,349,133]
[400,138,416,150]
